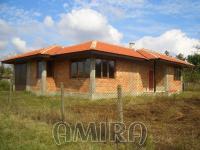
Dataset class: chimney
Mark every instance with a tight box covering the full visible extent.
[129,42,135,49]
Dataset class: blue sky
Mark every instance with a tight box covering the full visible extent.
[0,0,200,58]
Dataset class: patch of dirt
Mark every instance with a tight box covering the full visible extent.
[69,98,200,149]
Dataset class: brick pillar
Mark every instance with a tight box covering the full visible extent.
[89,58,96,99]
[26,62,31,91]
[40,61,47,95]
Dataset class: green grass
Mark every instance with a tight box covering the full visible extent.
[0,91,200,149]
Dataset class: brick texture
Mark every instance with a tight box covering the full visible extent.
[26,58,182,96]
[53,59,89,93]
[167,66,182,92]
[155,63,166,92]
[96,60,155,94]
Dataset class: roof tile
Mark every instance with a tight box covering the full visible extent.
[137,49,193,66]
[1,40,193,66]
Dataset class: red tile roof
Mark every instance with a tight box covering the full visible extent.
[1,40,193,67]
[2,45,62,62]
[54,40,145,59]
[137,49,193,66]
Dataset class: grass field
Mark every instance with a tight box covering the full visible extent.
[0,91,200,150]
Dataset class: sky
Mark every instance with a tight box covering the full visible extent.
[0,0,200,59]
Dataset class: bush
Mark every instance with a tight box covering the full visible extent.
[183,82,200,91]
[0,80,10,91]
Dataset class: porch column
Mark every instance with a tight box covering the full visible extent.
[26,62,31,91]
[40,61,47,95]
[12,64,15,91]
[153,61,156,92]
[181,69,183,92]
[89,58,96,99]
[165,67,169,92]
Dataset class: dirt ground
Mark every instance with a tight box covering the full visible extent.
[69,98,200,149]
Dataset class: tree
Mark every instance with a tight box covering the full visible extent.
[164,50,170,56]
[0,64,12,79]
[0,64,4,79]
[187,53,200,67]
[183,53,200,82]
[176,53,186,61]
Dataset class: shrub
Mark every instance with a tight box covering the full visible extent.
[0,80,10,91]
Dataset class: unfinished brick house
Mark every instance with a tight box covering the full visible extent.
[2,41,192,99]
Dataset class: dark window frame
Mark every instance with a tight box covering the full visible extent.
[37,61,54,78]
[70,59,90,78]
[95,59,116,79]
[174,67,181,81]
[47,61,54,77]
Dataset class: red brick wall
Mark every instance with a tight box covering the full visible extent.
[96,60,133,93]
[27,59,182,95]
[95,59,154,94]
[155,63,166,92]
[53,59,89,93]
[167,66,182,92]
[137,61,153,93]
[28,60,89,93]
[95,60,182,94]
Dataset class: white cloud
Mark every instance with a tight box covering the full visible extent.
[57,8,123,43]
[11,37,28,52]
[0,6,123,58]
[1,1,199,60]
[0,4,39,24]
[135,29,199,56]
[0,19,14,37]
[43,16,54,27]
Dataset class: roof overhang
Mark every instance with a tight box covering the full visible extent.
[53,50,146,61]
[155,58,194,68]
[2,54,50,64]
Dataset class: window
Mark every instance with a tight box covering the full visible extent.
[174,67,181,80]
[47,61,53,77]
[95,59,115,78]
[78,61,84,76]
[96,59,102,78]
[71,62,77,78]
[70,59,90,78]
[102,60,108,77]
[108,61,115,78]
[84,59,90,77]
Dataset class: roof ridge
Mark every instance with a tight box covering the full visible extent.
[147,51,159,58]
[40,45,58,54]
[141,49,178,60]
[90,40,97,49]
[138,48,159,58]
[96,40,136,51]
[62,40,93,49]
